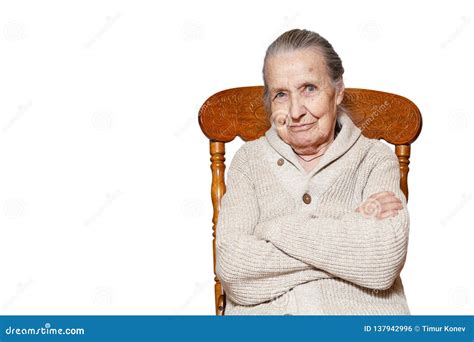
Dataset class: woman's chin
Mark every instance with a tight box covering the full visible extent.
[288,131,318,147]
[289,139,316,152]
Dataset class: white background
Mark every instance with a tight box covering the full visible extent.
[0,0,473,315]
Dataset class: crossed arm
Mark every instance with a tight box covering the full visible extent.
[215,148,409,306]
[215,163,333,306]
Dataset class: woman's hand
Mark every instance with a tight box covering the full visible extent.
[355,191,403,220]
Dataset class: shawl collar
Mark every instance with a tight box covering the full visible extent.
[264,112,362,178]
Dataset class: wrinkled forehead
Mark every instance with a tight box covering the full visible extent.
[264,49,330,87]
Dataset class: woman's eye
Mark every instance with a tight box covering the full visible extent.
[274,92,286,100]
[305,85,317,92]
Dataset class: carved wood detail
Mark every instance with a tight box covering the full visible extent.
[198,87,422,145]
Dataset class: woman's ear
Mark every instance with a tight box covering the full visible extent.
[336,83,345,105]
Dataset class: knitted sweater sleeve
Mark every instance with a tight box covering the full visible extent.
[255,150,409,291]
[215,145,333,306]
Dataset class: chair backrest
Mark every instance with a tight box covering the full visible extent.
[198,86,422,315]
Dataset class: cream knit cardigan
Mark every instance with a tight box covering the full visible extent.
[215,112,411,315]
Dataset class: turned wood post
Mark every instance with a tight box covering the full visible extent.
[210,141,226,315]
[396,144,410,202]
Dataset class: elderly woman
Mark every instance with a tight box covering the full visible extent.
[215,29,410,315]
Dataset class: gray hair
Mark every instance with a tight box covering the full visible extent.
[262,29,347,121]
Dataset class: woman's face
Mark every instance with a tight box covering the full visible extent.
[265,49,344,154]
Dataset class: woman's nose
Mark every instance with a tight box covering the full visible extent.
[289,95,306,121]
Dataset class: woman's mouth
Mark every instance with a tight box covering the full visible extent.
[289,121,318,132]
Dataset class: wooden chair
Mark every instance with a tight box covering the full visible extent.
[198,86,422,315]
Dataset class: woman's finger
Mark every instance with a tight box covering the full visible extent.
[377,195,402,205]
[379,202,403,212]
[377,210,399,220]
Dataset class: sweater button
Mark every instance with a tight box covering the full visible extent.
[277,158,285,166]
[302,193,312,204]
